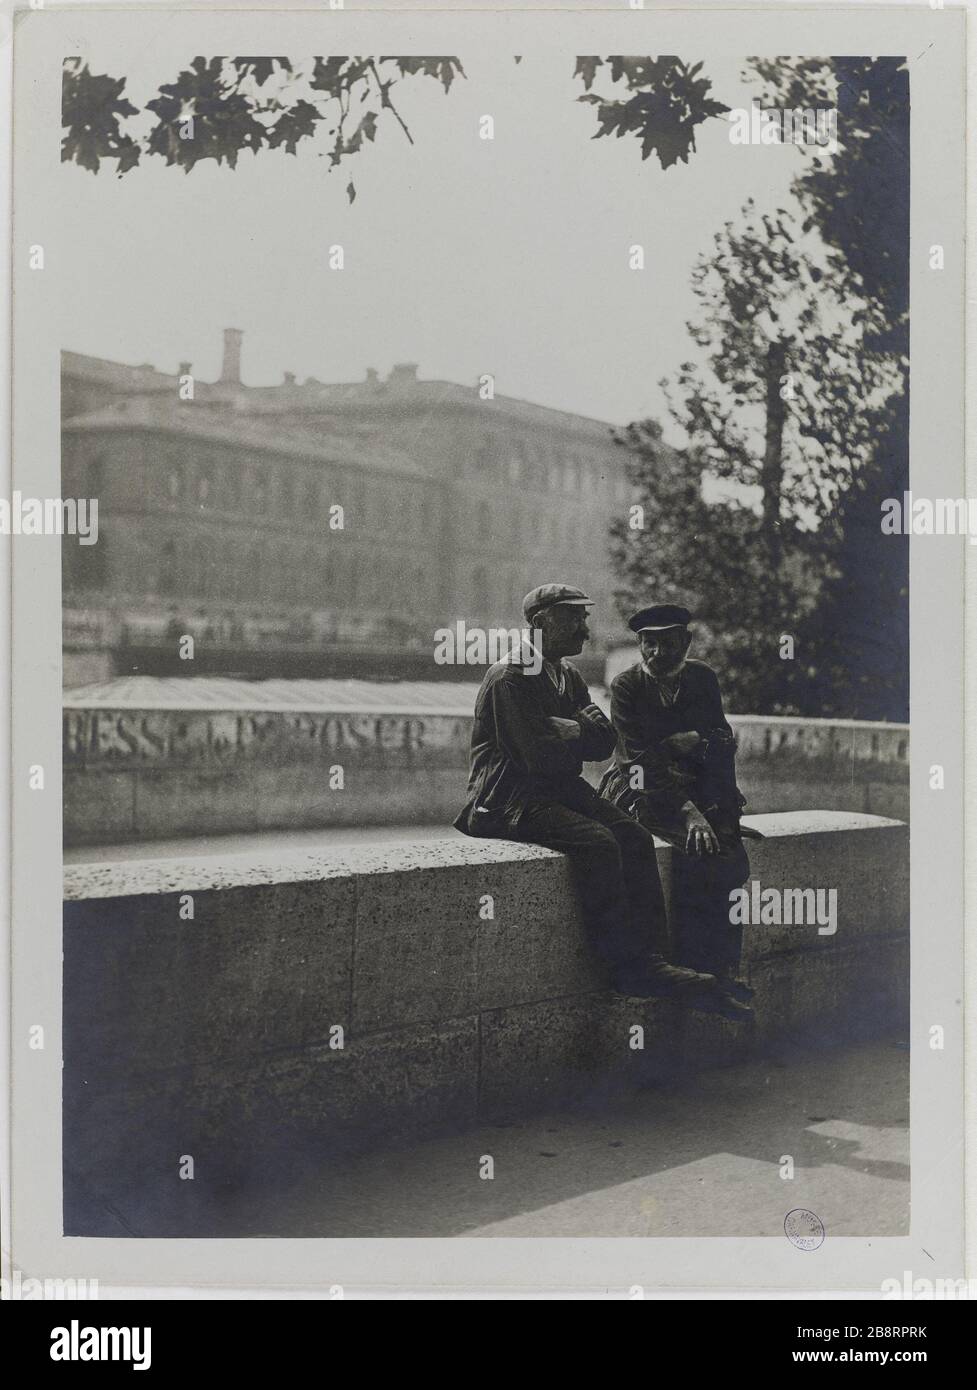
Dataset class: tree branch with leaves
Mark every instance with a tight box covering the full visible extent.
[62,55,465,201]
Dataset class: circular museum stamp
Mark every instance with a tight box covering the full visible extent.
[784,1208,825,1250]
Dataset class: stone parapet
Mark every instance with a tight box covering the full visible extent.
[62,811,909,1234]
[61,679,911,843]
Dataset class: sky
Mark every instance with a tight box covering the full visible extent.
[59,47,814,433]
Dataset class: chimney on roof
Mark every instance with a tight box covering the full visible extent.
[179,361,192,377]
[388,363,418,387]
[283,371,296,386]
[220,327,244,383]
[365,367,379,385]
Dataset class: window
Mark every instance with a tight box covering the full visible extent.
[221,540,236,599]
[279,550,297,600]
[352,479,366,523]
[225,469,241,511]
[69,530,106,590]
[199,539,216,596]
[159,539,178,594]
[249,545,264,598]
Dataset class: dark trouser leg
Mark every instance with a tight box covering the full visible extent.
[629,804,750,978]
[512,799,669,985]
[670,840,750,977]
[583,795,672,961]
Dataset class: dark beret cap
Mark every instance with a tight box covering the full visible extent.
[627,604,692,633]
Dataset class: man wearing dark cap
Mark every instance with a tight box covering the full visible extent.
[599,604,757,1005]
[454,583,729,1004]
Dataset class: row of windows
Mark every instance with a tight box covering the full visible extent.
[472,437,630,502]
[76,451,630,536]
[466,500,618,554]
[155,539,432,609]
[160,461,434,530]
[156,446,631,508]
[157,469,627,547]
[65,517,611,609]
[64,530,612,623]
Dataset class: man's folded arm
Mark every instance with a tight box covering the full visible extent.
[485,674,582,780]
[570,681,618,761]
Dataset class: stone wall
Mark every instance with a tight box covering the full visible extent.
[63,811,909,1235]
[62,680,910,844]
[63,703,472,843]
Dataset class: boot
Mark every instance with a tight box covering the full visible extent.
[614,957,718,999]
[715,973,755,1005]
[690,989,755,1023]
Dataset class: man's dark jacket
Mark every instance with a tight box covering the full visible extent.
[599,658,744,829]
[454,655,617,837]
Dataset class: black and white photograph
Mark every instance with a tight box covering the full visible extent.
[4,0,971,1309]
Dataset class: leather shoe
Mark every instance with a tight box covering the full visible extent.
[615,960,718,999]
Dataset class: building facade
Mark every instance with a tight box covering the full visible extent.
[61,330,642,679]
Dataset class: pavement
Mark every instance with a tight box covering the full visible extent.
[198,1037,909,1239]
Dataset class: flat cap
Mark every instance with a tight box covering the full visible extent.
[523,583,594,623]
[628,603,692,633]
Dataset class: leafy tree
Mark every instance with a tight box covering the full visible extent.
[747,57,909,718]
[800,389,909,720]
[62,52,729,183]
[608,420,807,714]
[750,57,909,354]
[573,56,728,170]
[62,55,465,200]
[666,204,898,549]
[606,56,908,718]
[610,198,894,714]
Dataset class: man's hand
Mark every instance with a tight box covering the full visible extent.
[683,803,719,856]
[548,716,582,741]
[664,730,703,755]
[577,702,612,729]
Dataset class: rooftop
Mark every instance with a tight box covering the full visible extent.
[62,344,622,440]
[62,396,430,478]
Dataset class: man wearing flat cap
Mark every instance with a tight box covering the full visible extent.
[599,603,757,1004]
[454,583,730,1005]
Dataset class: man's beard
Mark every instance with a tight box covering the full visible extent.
[648,655,687,679]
